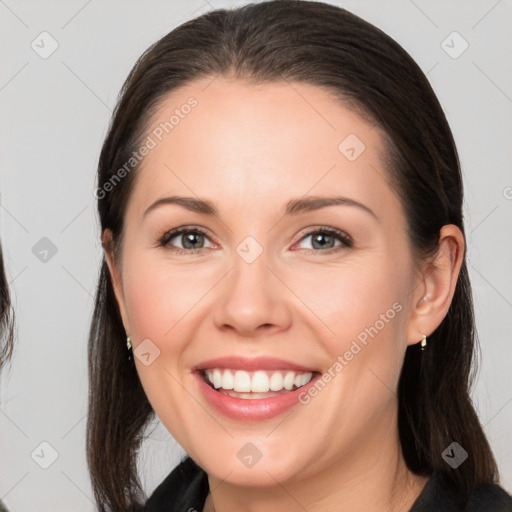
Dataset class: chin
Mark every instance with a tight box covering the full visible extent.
[190,437,314,488]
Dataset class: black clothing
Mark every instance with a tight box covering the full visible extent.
[144,456,512,511]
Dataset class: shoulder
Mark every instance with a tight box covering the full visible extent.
[143,456,208,512]
[143,462,512,512]
[411,472,512,512]
[466,481,512,511]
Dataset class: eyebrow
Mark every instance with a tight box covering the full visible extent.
[143,195,377,219]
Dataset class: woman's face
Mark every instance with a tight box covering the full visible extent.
[107,77,425,486]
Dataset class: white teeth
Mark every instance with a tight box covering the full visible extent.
[221,370,234,390]
[295,373,311,387]
[234,370,252,392]
[204,369,313,393]
[269,372,284,391]
[251,371,269,392]
[213,369,222,389]
[283,371,295,390]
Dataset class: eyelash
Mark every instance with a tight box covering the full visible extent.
[157,225,353,255]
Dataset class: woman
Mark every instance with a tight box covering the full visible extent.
[87,1,512,511]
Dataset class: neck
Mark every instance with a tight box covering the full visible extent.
[204,409,428,512]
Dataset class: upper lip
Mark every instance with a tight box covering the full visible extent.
[192,356,317,373]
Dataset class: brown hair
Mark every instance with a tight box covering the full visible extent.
[88,1,499,510]
[0,243,15,368]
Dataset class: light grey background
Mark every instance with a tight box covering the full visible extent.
[1,0,511,510]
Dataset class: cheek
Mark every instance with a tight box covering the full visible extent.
[296,259,407,350]
[122,252,212,345]
[122,246,410,372]
[292,256,410,412]
[120,254,209,425]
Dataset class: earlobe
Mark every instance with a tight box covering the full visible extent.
[102,229,131,335]
[406,224,465,347]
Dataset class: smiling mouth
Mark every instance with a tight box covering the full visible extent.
[199,368,317,400]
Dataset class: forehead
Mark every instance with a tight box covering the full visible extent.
[128,77,401,222]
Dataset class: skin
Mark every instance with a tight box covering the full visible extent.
[104,76,464,512]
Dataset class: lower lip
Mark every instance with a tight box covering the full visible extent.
[194,371,321,421]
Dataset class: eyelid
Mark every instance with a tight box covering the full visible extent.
[158,224,353,253]
[158,225,216,249]
[292,225,353,250]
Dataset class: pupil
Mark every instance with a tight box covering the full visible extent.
[180,232,335,250]
[313,233,333,249]
[183,232,203,249]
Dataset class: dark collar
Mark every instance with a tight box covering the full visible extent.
[144,456,512,512]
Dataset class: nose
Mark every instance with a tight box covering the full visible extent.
[213,247,292,338]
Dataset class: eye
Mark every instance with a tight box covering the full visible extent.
[158,225,352,255]
[294,226,353,252]
[158,226,216,254]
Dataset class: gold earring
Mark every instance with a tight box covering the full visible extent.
[420,334,427,351]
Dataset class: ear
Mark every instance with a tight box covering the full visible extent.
[406,224,465,347]
[102,229,131,335]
